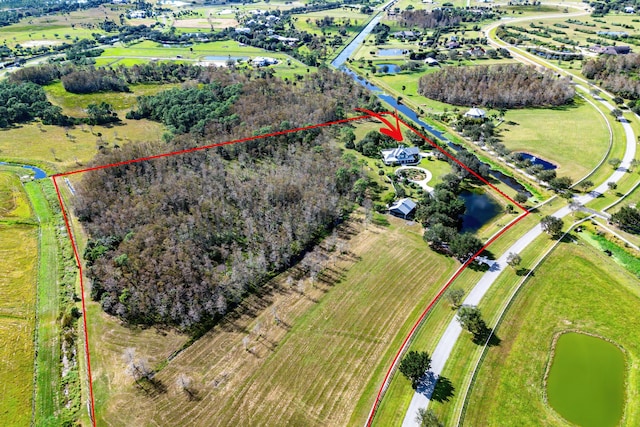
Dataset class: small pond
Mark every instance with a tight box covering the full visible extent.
[518,152,556,170]
[547,332,625,427]
[459,190,501,233]
[376,63,401,73]
[378,48,406,56]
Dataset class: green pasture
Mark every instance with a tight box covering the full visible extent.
[0,171,33,220]
[0,169,38,427]
[0,5,122,49]
[463,240,640,426]
[547,332,625,427]
[500,98,610,182]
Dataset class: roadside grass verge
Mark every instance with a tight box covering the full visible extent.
[462,240,640,426]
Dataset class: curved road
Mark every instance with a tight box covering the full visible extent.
[400,10,637,427]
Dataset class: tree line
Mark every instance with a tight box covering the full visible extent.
[398,8,499,30]
[0,81,68,127]
[582,54,640,99]
[418,64,575,108]
[75,68,380,330]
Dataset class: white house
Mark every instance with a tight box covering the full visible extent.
[389,198,417,219]
[425,57,439,66]
[464,107,486,119]
[252,56,278,66]
[381,145,420,166]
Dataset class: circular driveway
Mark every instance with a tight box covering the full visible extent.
[395,166,434,193]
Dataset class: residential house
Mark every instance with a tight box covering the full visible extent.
[590,45,631,55]
[389,198,417,219]
[381,145,421,166]
[464,107,486,119]
[424,57,439,66]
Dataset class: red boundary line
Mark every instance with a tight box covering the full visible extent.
[364,118,530,426]
[47,110,529,427]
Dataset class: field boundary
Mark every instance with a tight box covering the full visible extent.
[47,111,529,427]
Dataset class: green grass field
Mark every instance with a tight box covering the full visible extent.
[500,99,610,181]
[547,332,625,427]
[462,241,640,426]
[0,168,38,427]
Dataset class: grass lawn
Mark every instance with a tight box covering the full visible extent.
[547,332,625,427]
[0,168,38,427]
[462,240,640,426]
[85,211,457,426]
[499,98,610,182]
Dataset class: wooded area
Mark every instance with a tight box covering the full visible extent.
[75,69,379,330]
[418,64,574,108]
[583,53,640,99]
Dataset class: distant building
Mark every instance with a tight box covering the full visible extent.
[597,31,628,37]
[389,198,417,219]
[235,27,251,33]
[392,31,419,40]
[446,41,461,49]
[590,45,631,55]
[425,57,439,66]
[466,46,485,57]
[381,145,421,166]
[128,10,147,19]
[625,6,635,13]
[252,56,278,66]
[464,107,486,119]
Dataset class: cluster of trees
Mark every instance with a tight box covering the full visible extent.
[0,81,68,127]
[11,62,208,89]
[398,8,498,30]
[417,173,484,262]
[126,83,242,134]
[350,130,397,157]
[610,206,640,234]
[419,64,575,108]
[76,69,379,329]
[62,69,129,94]
[583,54,640,99]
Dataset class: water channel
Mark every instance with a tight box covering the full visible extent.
[0,161,47,179]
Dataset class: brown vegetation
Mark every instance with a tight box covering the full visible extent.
[582,53,640,99]
[418,64,574,108]
[74,68,379,330]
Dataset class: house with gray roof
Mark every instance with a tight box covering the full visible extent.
[389,198,417,219]
[381,145,420,166]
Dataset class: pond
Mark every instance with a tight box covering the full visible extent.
[0,162,47,179]
[547,332,625,427]
[378,48,406,56]
[518,152,557,170]
[376,63,401,73]
[459,190,501,233]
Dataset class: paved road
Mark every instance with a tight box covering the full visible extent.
[401,12,637,427]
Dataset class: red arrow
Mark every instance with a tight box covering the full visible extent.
[355,108,404,142]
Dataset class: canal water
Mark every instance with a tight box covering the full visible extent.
[0,161,47,179]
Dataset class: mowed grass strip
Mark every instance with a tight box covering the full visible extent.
[463,241,640,426]
[0,223,38,427]
[91,214,456,426]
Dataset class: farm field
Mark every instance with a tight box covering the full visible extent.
[547,332,625,427]
[86,212,457,426]
[0,169,38,427]
[462,240,640,426]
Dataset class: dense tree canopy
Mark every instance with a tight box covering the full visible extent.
[610,206,640,234]
[418,64,574,108]
[0,81,67,127]
[399,350,432,389]
[75,69,378,329]
[583,54,640,100]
